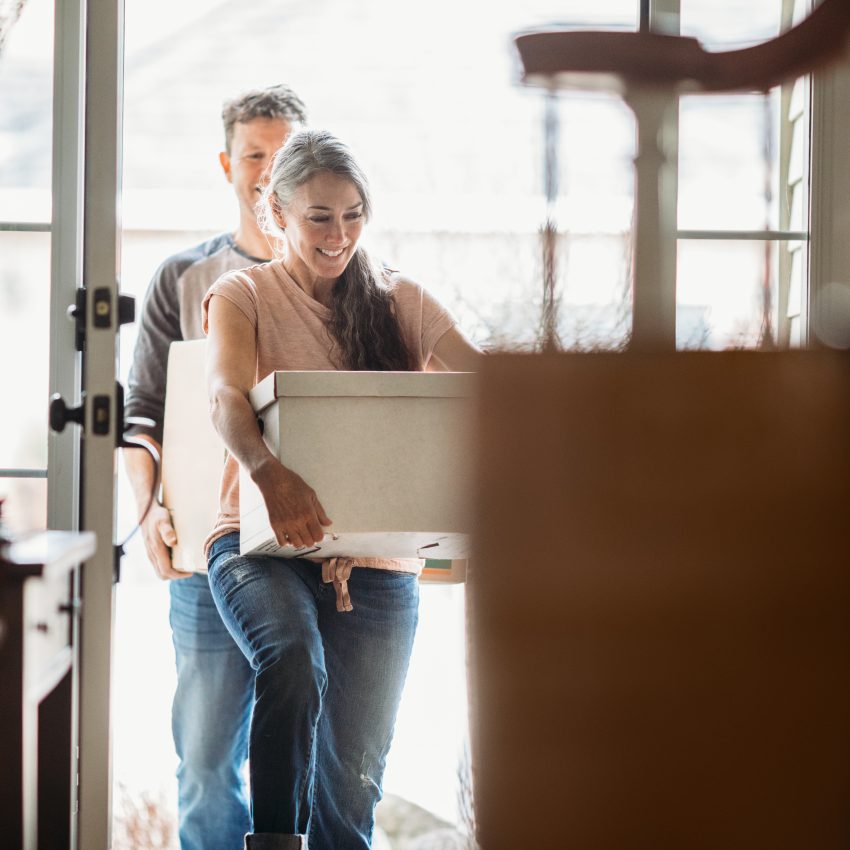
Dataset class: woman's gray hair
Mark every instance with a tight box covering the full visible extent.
[259,129,372,240]
[258,129,412,372]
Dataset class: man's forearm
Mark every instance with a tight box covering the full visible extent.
[123,436,162,519]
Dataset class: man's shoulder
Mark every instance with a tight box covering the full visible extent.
[155,233,246,282]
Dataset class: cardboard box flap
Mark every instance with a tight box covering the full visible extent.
[249,370,476,413]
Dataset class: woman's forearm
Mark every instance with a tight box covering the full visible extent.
[205,296,331,547]
[210,383,277,482]
[210,382,331,546]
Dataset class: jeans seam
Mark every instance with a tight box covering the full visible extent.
[298,693,323,837]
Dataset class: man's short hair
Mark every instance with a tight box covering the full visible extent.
[221,84,308,154]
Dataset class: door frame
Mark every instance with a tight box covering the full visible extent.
[48,0,125,846]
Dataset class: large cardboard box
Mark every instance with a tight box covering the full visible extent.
[240,369,474,560]
[160,340,471,576]
[160,340,223,572]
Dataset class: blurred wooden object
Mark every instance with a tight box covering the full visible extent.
[469,351,850,849]
[515,0,850,94]
[0,528,94,849]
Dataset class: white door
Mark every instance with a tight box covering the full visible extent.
[1,0,125,846]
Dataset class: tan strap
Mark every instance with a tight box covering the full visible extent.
[322,557,355,613]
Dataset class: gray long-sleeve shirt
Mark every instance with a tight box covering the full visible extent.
[125,233,265,445]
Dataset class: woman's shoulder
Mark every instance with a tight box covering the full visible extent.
[384,270,424,300]
[202,266,263,332]
[209,261,281,297]
[386,271,451,316]
[222,260,278,284]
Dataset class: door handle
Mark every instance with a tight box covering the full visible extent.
[49,394,85,433]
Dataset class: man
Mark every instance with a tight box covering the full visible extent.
[124,85,307,850]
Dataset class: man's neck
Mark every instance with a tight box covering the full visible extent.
[232,219,274,262]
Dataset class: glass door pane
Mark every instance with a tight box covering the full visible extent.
[0,0,54,532]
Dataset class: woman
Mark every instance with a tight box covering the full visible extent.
[203,129,479,850]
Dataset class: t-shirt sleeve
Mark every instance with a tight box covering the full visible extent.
[202,271,259,335]
[419,285,456,362]
[392,277,456,367]
[124,259,185,446]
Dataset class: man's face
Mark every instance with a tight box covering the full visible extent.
[220,117,292,224]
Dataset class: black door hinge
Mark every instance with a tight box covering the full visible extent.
[67,289,135,351]
[113,543,124,583]
[67,288,87,352]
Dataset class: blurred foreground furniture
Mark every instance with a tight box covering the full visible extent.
[468,351,850,849]
[0,527,95,849]
[468,6,850,846]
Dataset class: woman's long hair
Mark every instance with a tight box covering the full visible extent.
[259,130,413,371]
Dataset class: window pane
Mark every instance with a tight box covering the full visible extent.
[0,231,50,469]
[677,239,780,350]
[678,92,780,231]
[554,94,635,232]
[558,233,632,350]
[680,0,782,46]
[0,0,53,481]
[369,230,542,349]
[0,0,54,222]
[505,0,637,29]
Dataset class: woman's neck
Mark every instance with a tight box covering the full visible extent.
[282,257,336,307]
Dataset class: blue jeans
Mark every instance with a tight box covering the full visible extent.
[170,572,253,850]
[207,533,419,850]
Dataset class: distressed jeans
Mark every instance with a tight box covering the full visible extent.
[207,532,419,850]
[169,572,254,850]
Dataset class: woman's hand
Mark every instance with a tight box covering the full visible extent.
[252,457,332,549]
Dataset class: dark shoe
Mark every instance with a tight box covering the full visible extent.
[244,833,307,850]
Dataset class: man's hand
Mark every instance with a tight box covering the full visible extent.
[141,501,192,580]
[124,442,193,580]
[253,458,332,550]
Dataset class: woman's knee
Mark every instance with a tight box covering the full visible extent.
[255,636,327,699]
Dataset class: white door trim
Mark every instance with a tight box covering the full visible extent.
[76,0,125,846]
[808,50,850,346]
[48,0,86,533]
[48,1,87,841]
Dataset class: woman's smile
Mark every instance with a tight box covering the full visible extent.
[274,170,365,293]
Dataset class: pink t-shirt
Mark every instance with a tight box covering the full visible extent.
[201,259,456,573]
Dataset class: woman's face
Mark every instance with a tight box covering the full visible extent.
[277,171,365,284]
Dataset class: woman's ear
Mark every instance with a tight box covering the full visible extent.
[270,196,286,231]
